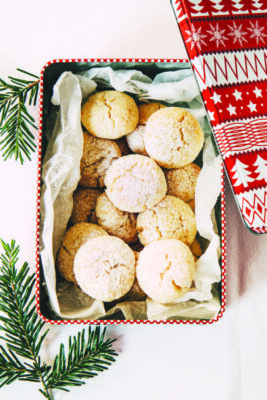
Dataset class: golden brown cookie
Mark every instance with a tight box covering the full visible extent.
[136,239,195,304]
[79,131,121,188]
[138,102,166,125]
[105,154,167,212]
[73,236,135,302]
[95,193,138,244]
[137,195,197,246]
[56,223,108,284]
[165,163,201,203]
[70,187,101,225]
[144,107,204,169]
[81,90,139,139]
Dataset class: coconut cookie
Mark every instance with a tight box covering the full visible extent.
[137,195,197,246]
[81,90,139,139]
[126,102,165,155]
[70,187,101,225]
[165,163,201,203]
[56,223,108,284]
[144,107,204,168]
[136,239,195,304]
[79,131,121,188]
[105,154,167,212]
[73,236,135,302]
[96,193,138,244]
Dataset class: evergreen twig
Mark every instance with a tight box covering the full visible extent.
[0,69,39,163]
[0,240,118,399]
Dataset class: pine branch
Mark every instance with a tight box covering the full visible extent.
[0,240,118,399]
[47,327,117,391]
[0,69,39,164]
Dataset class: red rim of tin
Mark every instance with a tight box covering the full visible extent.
[36,58,226,325]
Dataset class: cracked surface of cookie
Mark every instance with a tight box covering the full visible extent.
[56,222,108,284]
[79,131,121,188]
[81,90,139,139]
[165,163,201,203]
[136,239,195,304]
[137,195,197,246]
[105,154,167,212]
[144,107,204,168]
[70,187,101,225]
[96,193,138,243]
[73,236,135,302]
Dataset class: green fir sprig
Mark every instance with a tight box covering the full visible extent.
[0,69,39,163]
[0,240,118,399]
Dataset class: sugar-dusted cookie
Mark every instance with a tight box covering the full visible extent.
[70,187,101,225]
[165,163,201,203]
[137,195,197,246]
[56,223,108,284]
[79,131,121,188]
[136,239,195,304]
[144,107,204,168]
[105,154,167,212]
[81,90,139,139]
[126,102,165,155]
[95,193,138,243]
[73,236,135,302]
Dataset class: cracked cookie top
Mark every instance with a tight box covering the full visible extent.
[136,239,195,304]
[73,236,135,302]
[81,90,139,139]
[144,107,204,169]
[104,154,167,213]
[136,195,197,246]
[56,222,108,284]
[79,131,121,188]
[96,193,138,244]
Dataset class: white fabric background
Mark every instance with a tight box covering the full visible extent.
[0,0,267,399]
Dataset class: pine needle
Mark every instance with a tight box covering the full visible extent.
[0,69,39,164]
[0,240,118,399]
